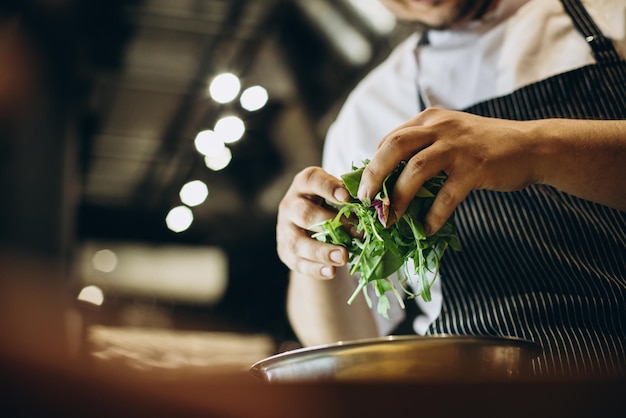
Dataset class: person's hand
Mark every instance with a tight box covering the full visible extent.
[277,166,352,279]
[357,108,544,235]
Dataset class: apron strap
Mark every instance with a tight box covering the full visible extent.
[416,31,430,111]
[560,0,622,63]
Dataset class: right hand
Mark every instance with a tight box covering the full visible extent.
[276,166,351,280]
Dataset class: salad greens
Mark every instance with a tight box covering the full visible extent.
[312,160,460,319]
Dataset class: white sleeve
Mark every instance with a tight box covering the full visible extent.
[322,33,421,178]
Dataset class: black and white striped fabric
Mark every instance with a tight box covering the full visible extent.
[426,0,626,377]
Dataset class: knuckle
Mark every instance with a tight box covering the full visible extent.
[418,107,448,125]
[277,236,296,264]
[281,196,314,229]
[405,154,427,174]
[277,196,291,215]
[435,186,456,206]
[294,200,316,228]
[427,184,463,227]
[383,130,409,151]
[294,166,340,199]
[295,259,324,278]
[420,106,439,118]
[428,204,451,228]
[292,258,306,275]
[315,244,333,263]
[320,175,338,195]
[296,166,321,185]
[286,236,299,256]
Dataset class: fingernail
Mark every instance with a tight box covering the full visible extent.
[330,250,343,264]
[357,184,367,201]
[333,188,349,202]
[424,224,432,236]
[321,266,333,278]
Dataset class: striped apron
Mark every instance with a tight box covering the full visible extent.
[424,0,626,377]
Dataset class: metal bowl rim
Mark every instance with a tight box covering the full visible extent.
[249,334,542,377]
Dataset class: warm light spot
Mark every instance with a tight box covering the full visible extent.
[92,249,118,273]
[208,72,241,104]
[214,115,245,144]
[240,85,268,111]
[179,180,209,207]
[78,285,105,306]
[194,129,225,157]
[166,206,193,233]
[204,146,232,171]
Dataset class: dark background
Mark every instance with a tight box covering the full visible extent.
[0,0,412,348]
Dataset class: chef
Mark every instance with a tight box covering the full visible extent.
[276,0,626,377]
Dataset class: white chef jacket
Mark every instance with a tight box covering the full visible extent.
[321,0,626,336]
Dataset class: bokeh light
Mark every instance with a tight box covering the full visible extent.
[77,285,105,306]
[166,206,194,233]
[194,129,225,157]
[240,85,268,111]
[214,115,245,144]
[204,146,232,171]
[208,72,241,104]
[179,180,209,207]
[92,249,118,273]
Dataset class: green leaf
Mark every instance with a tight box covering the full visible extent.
[340,164,365,199]
[415,187,436,198]
[313,160,460,319]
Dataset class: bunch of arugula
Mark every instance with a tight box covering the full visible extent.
[312,160,460,319]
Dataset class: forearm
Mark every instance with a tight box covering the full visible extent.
[533,119,626,210]
[287,267,379,347]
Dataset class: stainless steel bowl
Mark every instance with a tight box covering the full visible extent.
[250,335,542,383]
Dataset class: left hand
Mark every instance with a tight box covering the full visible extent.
[357,107,543,235]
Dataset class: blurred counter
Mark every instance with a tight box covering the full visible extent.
[2,352,625,418]
[1,252,624,418]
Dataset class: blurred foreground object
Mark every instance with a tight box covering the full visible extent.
[1,250,625,417]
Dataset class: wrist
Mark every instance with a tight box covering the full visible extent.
[524,118,572,188]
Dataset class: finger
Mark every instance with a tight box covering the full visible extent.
[296,248,348,280]
[284,194,342,232]
[293,166,350,206]
[390,145,451,219]
[278,225,348,279]
[422,175,470,235]
[297,235,349,267]
[358,126,432,201]
[296,260,338,280]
